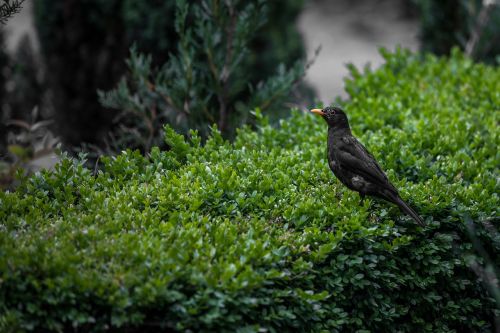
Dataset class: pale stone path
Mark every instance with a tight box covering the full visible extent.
[4,0,37,52]
[297,0,419,102]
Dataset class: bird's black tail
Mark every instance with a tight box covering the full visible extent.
[386,192,425,226]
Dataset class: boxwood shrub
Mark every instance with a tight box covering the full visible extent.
[1,49,499,332]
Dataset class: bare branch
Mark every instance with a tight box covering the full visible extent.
[465,0,498,57]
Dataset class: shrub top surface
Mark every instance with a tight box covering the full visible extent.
[1,49,499,332]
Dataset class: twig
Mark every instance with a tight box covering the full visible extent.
[465,0,497,58]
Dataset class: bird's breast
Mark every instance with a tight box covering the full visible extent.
[327,148,341,173]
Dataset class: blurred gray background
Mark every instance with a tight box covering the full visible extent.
[4,0,419,102]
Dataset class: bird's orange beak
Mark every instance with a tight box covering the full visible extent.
[310,108,325,116]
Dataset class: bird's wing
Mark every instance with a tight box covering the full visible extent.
[337,136,398,193]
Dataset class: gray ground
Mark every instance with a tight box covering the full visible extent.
[4,0,37,52]
[297,0,419,102]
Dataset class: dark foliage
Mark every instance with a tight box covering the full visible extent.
[0,0,24,24]
[0,32,56,191]
[99,0,310,153]
[3,35,45,121]
[0,30,8,154]
[415,0,500,63]
[34,0,307,148]
[34,0,128,145]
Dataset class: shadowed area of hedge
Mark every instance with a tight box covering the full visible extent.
[1,49,499,332]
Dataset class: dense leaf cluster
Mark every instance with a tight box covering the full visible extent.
[1,49,499,332]
[0,31,7,151]
[99,0,308,152]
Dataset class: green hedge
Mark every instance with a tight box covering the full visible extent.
[1,49,499,332]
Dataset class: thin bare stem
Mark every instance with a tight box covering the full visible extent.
[465,0,497,58]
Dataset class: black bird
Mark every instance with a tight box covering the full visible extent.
[311,106,424,226]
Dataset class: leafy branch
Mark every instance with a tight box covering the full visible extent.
[100,0,310,153]
[0,0,25,24]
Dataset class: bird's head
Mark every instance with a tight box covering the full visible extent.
[310,106,350,129]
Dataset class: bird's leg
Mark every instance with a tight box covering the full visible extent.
[359,193,366,205]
